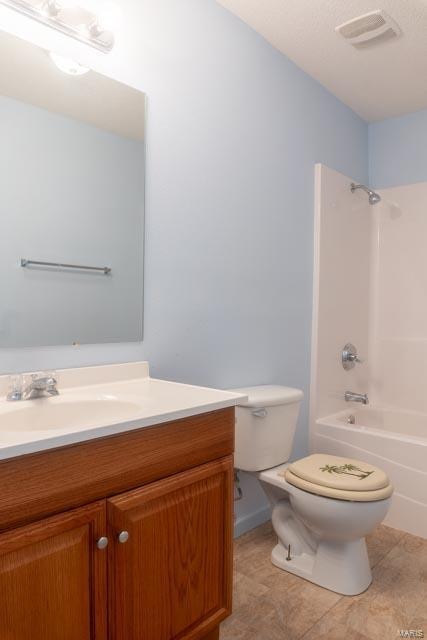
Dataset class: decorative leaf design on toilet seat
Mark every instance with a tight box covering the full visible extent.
[320,463,374,480]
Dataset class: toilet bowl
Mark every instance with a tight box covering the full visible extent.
[232,385,393,595]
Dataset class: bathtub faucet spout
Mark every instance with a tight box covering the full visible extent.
[345,391,369,405]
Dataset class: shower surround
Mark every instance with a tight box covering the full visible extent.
[310,164,427,539]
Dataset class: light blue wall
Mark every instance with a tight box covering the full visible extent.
[1,0,368,531]
[369,109,427,188]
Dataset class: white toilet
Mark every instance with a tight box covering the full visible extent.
[233,385,393,596]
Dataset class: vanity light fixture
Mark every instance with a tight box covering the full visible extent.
[0,0,115,52]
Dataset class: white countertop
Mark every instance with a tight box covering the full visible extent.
[0,362,246,460]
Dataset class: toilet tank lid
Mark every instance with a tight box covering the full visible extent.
[230,385,303,408]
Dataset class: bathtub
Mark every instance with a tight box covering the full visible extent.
[313,406,427,538]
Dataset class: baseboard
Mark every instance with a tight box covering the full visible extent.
[233,505,271,538]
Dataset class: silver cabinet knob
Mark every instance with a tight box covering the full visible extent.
[96,536,109,550]
[118,530,129,544]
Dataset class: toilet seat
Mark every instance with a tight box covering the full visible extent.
[280,453,393,502]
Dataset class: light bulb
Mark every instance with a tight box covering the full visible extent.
[44,0,76,15]
[49,52,90,76]
[84,0,122,32]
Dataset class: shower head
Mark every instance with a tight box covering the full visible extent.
[350,183,381,205]
[368,190,381,205]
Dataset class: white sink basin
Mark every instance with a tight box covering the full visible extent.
[0,362,246,460]
[0,397,143,432]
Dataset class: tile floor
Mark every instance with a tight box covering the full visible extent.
[220,522,427,640]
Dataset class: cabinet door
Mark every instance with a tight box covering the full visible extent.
[0,500,107,640]
[108,456,233,640]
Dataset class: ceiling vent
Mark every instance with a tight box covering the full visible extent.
[335,10,401,48]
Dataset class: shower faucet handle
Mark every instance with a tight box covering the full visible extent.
[342,343,363,370]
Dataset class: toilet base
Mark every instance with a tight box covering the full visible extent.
[271,537,372,596]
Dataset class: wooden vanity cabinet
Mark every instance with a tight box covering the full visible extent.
[0,408,234,640]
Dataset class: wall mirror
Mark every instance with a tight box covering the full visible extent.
[0,30,145,348]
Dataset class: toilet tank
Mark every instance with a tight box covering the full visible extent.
[232,385,303,472]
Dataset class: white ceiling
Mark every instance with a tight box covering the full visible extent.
[0,29,145,140]
[216,0,427,122]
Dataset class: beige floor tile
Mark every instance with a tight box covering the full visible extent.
[267,579,341,638]
[366,524,405,567]
[408,600,427,634]
[300,595,384,640]
[302,619,372,640]
[236,545,288,586]
[343,594,414,638]
[229,596,304,640]
[232,571,269,609]
[220,615,259,640]
[234,522,274,553]
[374,533,427,586]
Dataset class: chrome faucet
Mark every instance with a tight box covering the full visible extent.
[345,391,369,405]
[7,373,59,401]
[341,343,363,370]
[23,375,59,400]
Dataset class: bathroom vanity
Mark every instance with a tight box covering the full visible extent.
[0,363,244,640]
